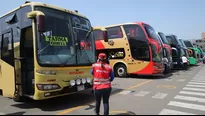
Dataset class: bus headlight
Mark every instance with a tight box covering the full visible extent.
[82,78,86,84]
[36,84,60,91]
[70,80,76,86]
[76,79,81,85]
[86,78,91,83]
[36,70,57,75]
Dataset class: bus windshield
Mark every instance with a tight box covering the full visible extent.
[143,24,161,43]
[158,32,169,45]
[179,39,186,47]
[166,36,178,46]
[35,7,95,66]
[184,41,194,48]
[123,24,150,61]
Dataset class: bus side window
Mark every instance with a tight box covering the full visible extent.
[21,27,33,58]
[1,33,14,66]
[106,26,123,39]
[93,30,104,40]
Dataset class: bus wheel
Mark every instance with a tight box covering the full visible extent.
[115,64,127,77]
[13,91,26,102]
[163,64,169,74]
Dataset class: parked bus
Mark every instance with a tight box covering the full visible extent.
[198,47,204,62]
[178,39,190,65]
[183,40,199,65]
[195,45,204,62]
[0,1,101,102]
[157,32,173,74]
[93,22,164,77]
[166,35,187,69]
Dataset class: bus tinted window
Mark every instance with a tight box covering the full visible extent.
[184,41,194,48]
[158,32,169,45]
[1,33,14,66]
[106,26,123,39]
[143,24,160,41]
[166,36,178,45]
[35,7,95,66]
[123,24,146,41]
[93,30,104,40]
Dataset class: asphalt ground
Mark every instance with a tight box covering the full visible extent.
[0,63,204,115]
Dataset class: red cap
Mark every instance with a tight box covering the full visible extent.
[98,53,107,60]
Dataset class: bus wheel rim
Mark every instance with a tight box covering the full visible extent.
[118,67,125,76]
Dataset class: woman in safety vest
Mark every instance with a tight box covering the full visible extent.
[90,53,114,115]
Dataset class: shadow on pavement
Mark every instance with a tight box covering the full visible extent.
[11,88,123,112]
[127,73,173,80]
[110,111,136,115]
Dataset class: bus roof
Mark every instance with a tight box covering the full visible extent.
[103,22,149,28]
[104,22,136,28]
[0,1,87,19]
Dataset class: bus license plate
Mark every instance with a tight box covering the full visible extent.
[77,85,85,91]
[173,62,177,64]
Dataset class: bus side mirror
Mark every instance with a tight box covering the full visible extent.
[103,31,108,42]
[37,15,45,32]
[27,11,45,32]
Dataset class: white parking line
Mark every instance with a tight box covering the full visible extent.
[0,112,5,115]
[119,90,132,95]
[191,80,205,83]
[164,78,172,81]
[183,87,205,92]
[186,85,205,88]
[193,78,205,80]
[179,91,205,96]
[168,101,205,111]
[177,79,186,82]
[159,109,195,115]
[134,91,150,97]
[152,92,168,99]
[174,95,205,103]
[189,82,205,85]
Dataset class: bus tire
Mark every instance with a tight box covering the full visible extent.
[163,64,169,74]
[13,91,26,102]
[114,64,127,77]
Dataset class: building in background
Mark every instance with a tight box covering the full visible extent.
[202,32,205,40]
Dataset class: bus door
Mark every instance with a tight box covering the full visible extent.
[20,27,34,96]
[0,28,17,98]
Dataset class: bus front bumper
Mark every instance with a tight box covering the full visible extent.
[34,83,92,100]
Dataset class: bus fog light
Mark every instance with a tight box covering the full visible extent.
[76,79,81,85]
[82,78,86,84]
[86,78,91,83]
[70,80,76,86]
[45,93,50,97]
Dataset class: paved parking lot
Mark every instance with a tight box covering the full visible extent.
[0,63,204,115]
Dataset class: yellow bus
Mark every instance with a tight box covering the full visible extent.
[0,1,101,102]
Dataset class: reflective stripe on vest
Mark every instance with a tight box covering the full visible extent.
[94,78,110,82]
[93,81,111,85]
[93,63,112,69]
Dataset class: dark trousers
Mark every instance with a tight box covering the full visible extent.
[93,88,112,115]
